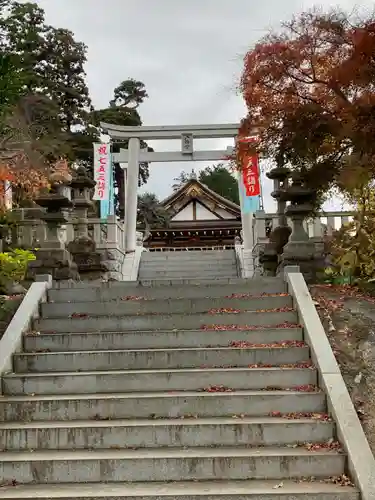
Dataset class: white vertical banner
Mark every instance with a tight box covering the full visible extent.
[93,143,111,201]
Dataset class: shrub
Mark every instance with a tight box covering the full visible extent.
[0,248,36,292]
[324,213,375,284]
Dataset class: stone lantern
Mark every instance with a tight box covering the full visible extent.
[67,166,107,280]
[259,167,291,276]
[279,172,317,282]
[26,171,79,281]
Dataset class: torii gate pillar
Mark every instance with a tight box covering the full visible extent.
[124,138,140,253]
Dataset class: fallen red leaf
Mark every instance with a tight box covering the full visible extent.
[313,284,375,305]
[207,307,294,314]
[269,411,332,421]
[313,295,344,313]
[229,340,305,348]
[224,293,289,298]
[208,308,241,314]
[293,385,320,392]
[248,362,313,369]
[269,411,283,417]
[280,362,314,368]
[200,322,301,331]
[327,474,355,486]
[121,295,145,301]
[200,385,233,392]
[70,312,88,319]
[304,440,343,452]
[263,384,319,392]
[255,307,294,313]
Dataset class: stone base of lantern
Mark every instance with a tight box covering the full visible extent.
[98,247,125,281]
[27,248,79,281]
[260,225,292,277]
[68,236,108,281]
[278,240,317,283]
[259,243,278,277]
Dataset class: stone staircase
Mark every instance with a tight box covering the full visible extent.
[138,249,239,280]
[0,276,360,499]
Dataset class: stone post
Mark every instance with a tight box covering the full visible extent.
[67,166,107,280]
[259,168,291,276]
[252,211,267,276]
[125,138,140,253]
[310,216,325,271]
[26,172,79,281]
[278,173,317,282]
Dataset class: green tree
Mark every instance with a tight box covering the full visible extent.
[0,1,89,199]
[0,1,48,93]
[93,79,151,217]
[137,192,169,241]
[199,164,239,204]
[110,79,148,109]
[43,27,91,132]
[0,53,24,115]
[0,2,151,217]
[0,1,91,160]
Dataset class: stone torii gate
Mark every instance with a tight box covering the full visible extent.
[100,122,254,254]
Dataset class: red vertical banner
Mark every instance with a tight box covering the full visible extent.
[239,137,261,197]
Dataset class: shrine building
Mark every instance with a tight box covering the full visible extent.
[142,179,242,251]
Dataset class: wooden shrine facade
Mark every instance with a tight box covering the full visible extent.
[143,179,242,250]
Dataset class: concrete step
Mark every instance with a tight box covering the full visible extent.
[138,263,237,271]
[141,251,236,261]
[0,447,346,483]
[137,271,239,278]
[14,346,310,373]
[138,261,238,267]
[0,480,360,500]
[138,266,238,274]
[137,273,240,280]
[0,417,334,451]
[138,269,238,278]
[137,275,240,282]
[2,367,317,395]
[0,390,326,421]
[140,256,237,264]
[23,327,304,352]
[53,277,283,288]
[35,310,298,334]
[41,295,292,319]
[48,278,287,302]
[141,251,236,257]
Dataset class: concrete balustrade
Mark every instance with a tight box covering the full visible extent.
[4,208,354,254]
[253,210,355,241]
[2,207,356,281]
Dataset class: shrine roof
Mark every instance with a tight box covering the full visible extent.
[160,179,241,217]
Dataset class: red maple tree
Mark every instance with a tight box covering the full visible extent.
[238,9,375,192]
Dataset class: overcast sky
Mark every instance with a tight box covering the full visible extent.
[34,0,370,211]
